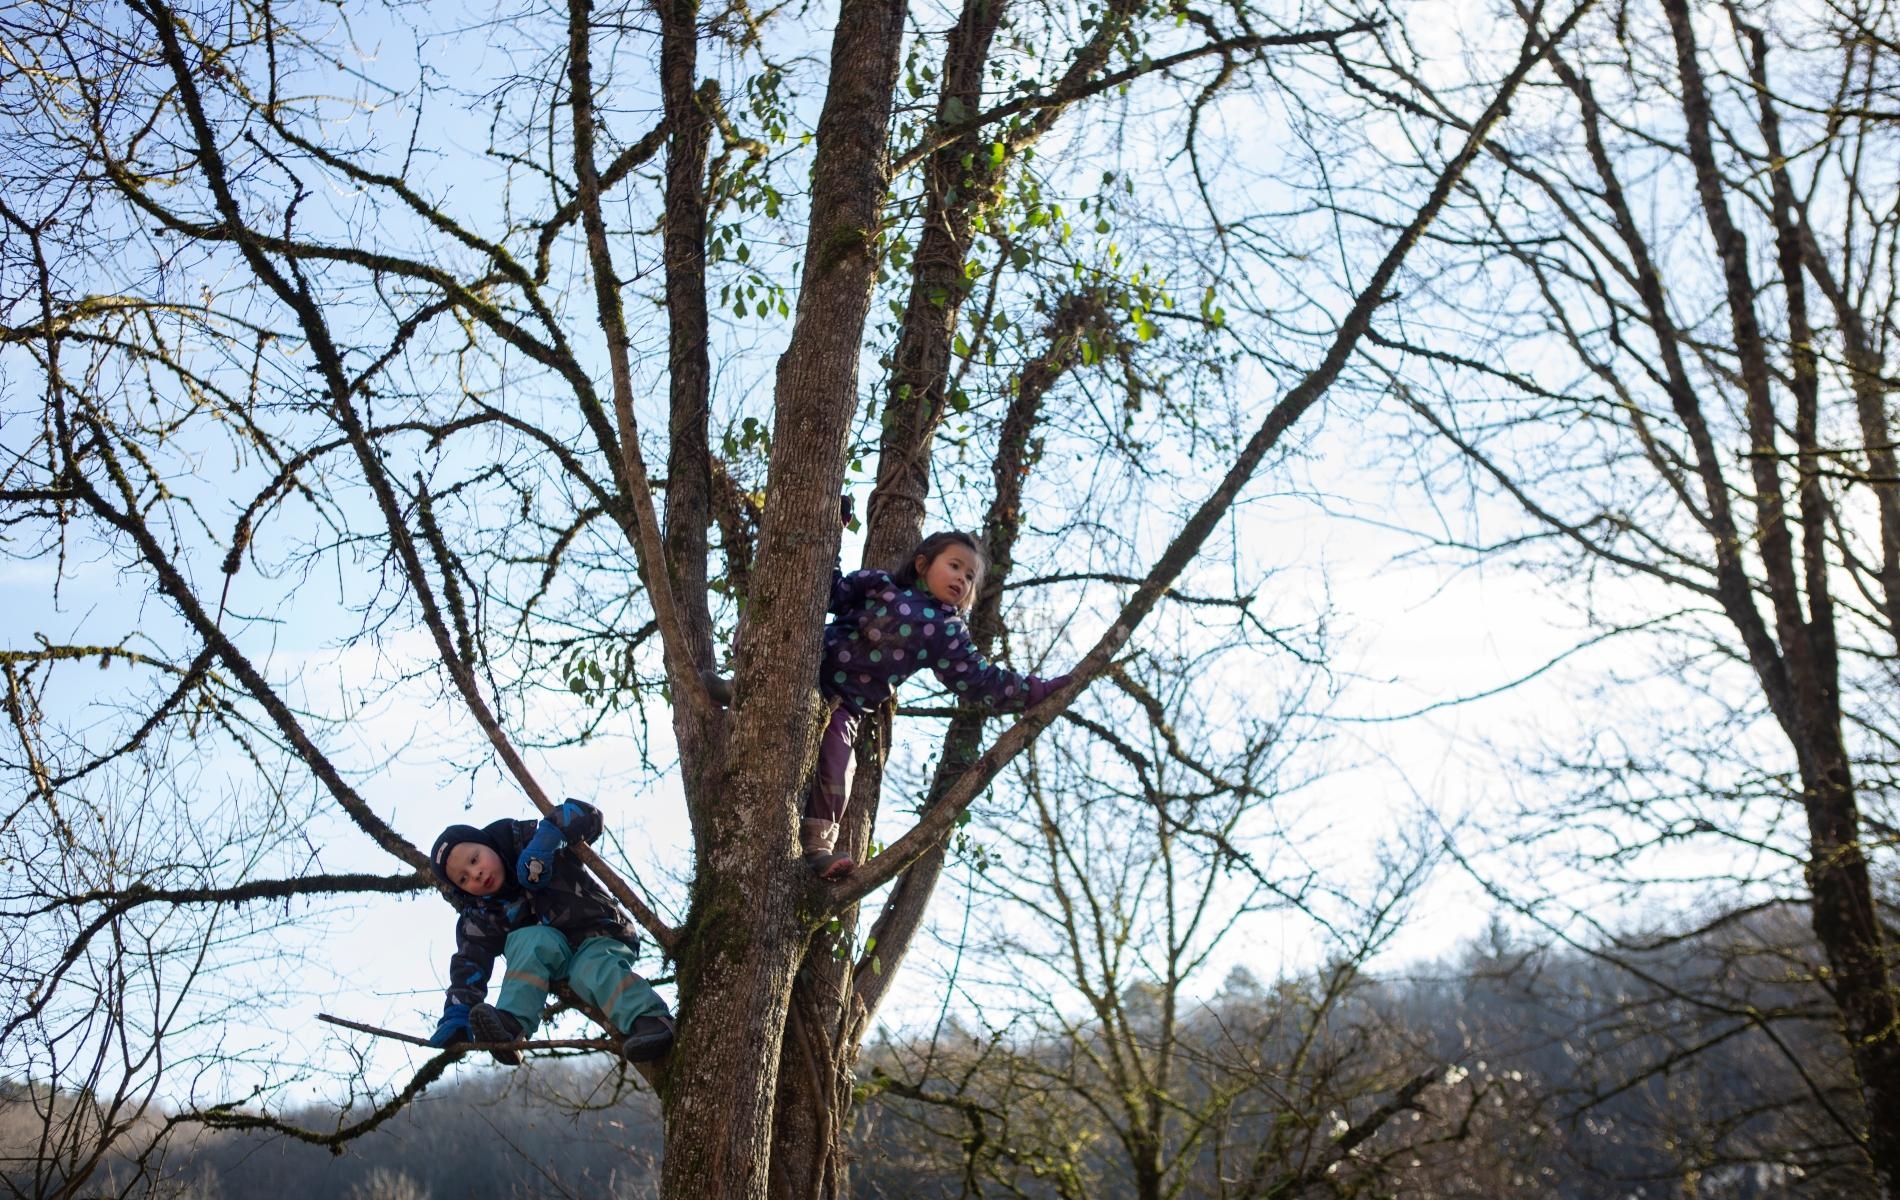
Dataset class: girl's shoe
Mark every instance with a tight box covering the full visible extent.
[468,1003,525,1066]
[804,849,856,881]
[800,818,853,879]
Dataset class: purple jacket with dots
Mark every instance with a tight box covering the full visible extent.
[823,568,1057,716]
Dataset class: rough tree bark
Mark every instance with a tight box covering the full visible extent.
[657,0,908,1193]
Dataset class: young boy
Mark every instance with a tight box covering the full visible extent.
[423,798,675,1065]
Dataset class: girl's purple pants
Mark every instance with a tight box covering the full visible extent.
[807,704,860,826]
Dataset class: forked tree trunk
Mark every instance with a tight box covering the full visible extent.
[761,5,1015,1192]
[659,0,907,1195]
[762,286,1105,1198]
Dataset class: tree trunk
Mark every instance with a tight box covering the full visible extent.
[662,0,907,1195]
[864,0,1009,561]
[660,867,810,1200]
[761,7,1011,1193]
[1803,758,1900,1196]
[764,292,1117,1199]
[659,0,715,674]
[1662,3,1900,1189]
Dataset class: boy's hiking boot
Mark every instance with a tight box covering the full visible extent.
[621,1013,676,1064]
[468,1003,525,1066]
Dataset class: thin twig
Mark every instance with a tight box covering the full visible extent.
[316,1012,619,1053]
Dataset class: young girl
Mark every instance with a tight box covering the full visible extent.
[424,799,676,1064]
[804,531,1069,879]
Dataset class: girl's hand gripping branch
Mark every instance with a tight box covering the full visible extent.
[1025,673,1073,706]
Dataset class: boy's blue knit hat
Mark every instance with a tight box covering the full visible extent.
[430,820,520,899]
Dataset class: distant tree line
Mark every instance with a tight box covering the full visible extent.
[7,905,1863,1200]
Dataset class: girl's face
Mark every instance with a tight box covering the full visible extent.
[446,842,505,895]
[917,545,981,610]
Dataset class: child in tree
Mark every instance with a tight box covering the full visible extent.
[423,799,676,1065]
[804,530,1070,879]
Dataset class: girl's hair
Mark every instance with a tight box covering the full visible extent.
[891,530,988,610]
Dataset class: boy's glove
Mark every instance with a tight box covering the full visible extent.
[1026,674,1072,706]
[517,800,585,888]
[840,493,855,529]
[429,1003,472,1048]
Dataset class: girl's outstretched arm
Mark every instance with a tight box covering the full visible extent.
[924,612,1056,711]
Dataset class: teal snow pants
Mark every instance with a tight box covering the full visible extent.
[494,926,668,1038]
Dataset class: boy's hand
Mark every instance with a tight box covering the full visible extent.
[840,493,855,530]
[516,818,566,889]
[429,1003,472,1048]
